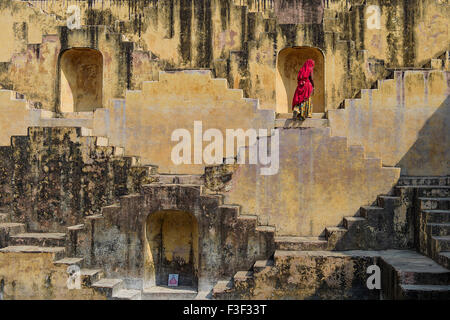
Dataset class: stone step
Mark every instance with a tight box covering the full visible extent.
[377,195,402,208]
[112,289,142,300]
[398,176,448,186]
[0,223,27,247]
[94,136,109,147]
[253,259,274,273]
[212,280,233,296]
[276,112,325,119]
[201,193,223,205]
[80,269,104,287]
[39,118,93,129]
[155,174,204,185]
[237,215,258,222]
[432,236,450,251]
[131,164,159,176]
[9,232,66,247]
[274,118,329,129]
[54,257,84,267]
[325,226,346,238]
[0,245,66,260]
[194,291,213,300]
[359,206,384,218]
[427,223,450,236]
[419,197,450,210]
[67,224,84,231]
[324,227,348,248]
[422,210,450,223]
[218,205,240,220]
[255,225,276,233]
[92,278,125,298]
[275,236,328,251]
[343,216,366,229]
[430,59,444,70]
[396,186,450,197]
[113,146,124,156]
[233,271,253,283]
[437,252,450,269]
[122,156,141,167]
[400,284,450,300]
[141,286,198,300]
[381,250,450,286]
[0,223,26,235]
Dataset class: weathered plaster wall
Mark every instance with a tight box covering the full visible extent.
[0,252,106,300]
[223,128,400,237]
[328,70,450,176]
[341,0,449,68]
[1,0,446,114]
[106,70,275,174]
[0,90,35,146]
[0,127,149,232]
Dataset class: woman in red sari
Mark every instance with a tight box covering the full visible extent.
[292,59,315,120]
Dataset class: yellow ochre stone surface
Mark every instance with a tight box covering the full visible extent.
[0,0,448,300]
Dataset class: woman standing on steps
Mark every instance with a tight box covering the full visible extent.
[292,59,315,120]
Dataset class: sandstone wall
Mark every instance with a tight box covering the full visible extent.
[328,70,450,176]
[0,0,446,113]
[105,70,275,174]
[0,127,149,232]
[223,127,400,237]
[0,251,105,300]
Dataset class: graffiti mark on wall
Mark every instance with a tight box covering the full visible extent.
[216,30,238,51]
[274,0,324,24]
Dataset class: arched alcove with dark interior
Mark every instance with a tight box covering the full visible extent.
[144,210,199,289]
[59,48,103,112]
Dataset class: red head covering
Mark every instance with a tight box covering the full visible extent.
[297,59,315,81]
[292,59,315,108]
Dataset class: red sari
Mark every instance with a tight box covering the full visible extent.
[292,59,315,119]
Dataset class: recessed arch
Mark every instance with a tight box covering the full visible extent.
[59,48,103,112]
[144,209,199,289]
[276,47,325,114]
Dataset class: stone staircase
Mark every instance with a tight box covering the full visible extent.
[0,126,160,229]
[273,177,450,253]
[380,249,450,299]
[50,167,278,300]
[212,177,450,300]
[0,205,112,298]
[213,249,450,300]
[399,176,450,269]
[326,50,449,175]
[0,125,166,299]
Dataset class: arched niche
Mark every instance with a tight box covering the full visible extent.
[144,210,199,289]
[276,47,325,114]
[59,48,103,112]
